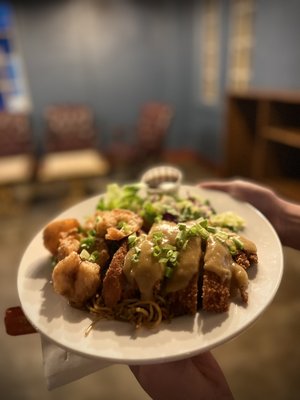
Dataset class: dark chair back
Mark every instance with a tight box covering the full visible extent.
[44,104,97,152]
[136,102,174,157]
[0,111,32,156]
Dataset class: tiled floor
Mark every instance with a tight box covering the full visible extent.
[1,162,300,400]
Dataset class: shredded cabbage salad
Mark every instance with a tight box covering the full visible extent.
[96,183,245,232]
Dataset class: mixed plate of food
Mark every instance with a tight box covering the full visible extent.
[17,174,283,363]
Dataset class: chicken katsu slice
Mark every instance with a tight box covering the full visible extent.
[102,241,131,308]
[161,233,202,317]
[231,249,257,304]
[202,270,230,313]
[202,234,257,312]
[201,236,233,313]
[233,234,258,270]
[166,272,199,316]
[234,250,258,270]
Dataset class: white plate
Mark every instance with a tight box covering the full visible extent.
[17,186,283,364]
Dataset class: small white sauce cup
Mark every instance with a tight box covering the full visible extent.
[141,165,183,195]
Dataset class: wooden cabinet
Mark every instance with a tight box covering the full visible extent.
[223,90,300,201]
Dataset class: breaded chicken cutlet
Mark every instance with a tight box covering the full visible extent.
[101,228,257,317]
[202,244,257,313]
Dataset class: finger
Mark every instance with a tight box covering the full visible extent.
[198,181,233,192]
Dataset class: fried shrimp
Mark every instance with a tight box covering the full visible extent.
[52,251,101,307]
[95,209,143,240]
[57,229,81,261]
[43,219,80,255]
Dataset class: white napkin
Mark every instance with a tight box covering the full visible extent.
[40,336,112,390]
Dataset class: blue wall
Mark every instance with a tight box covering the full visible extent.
[14,0,197,154]
[12,0,300,164]
[252,0,300,89]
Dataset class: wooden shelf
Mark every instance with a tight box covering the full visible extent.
[224,90,300,201]
[227,89,300,104]
[263,127,300,149]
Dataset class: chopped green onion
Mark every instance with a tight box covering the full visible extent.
[80,229,97,251]
[164,266,173,278]
[168,251,178,264]
[89,251,100,263]
[207,225,217,233]
[117,221,131,234]
[80,249,90,260]
[131,246,141,263]
[153,245,162,257]
[152,231,163,244]
[228,244,237,255]
[131,253,140,263]
[232,236,244,250]
[159,257,168,265]
[214,231,229,243]
[128,233,138,248]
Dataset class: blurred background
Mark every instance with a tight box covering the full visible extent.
[1,0,299,399]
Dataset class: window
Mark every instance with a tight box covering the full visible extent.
[0,3,31,112]
[228,0,255,90]
[200,0,221,105]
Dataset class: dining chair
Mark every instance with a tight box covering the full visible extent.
[0,111,37,212]
[107,102,174,176]
[37,104,110,199]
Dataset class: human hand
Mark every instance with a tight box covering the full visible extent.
[199,179,300,250]
[130,351,234,400]
[199,179,282,232]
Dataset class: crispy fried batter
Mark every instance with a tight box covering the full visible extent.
[239,286,248,303]
[52,251,101,307]
[57,229,80,261]
[233,250,257,304]
[166,273,199,316]
[248,252,258,266]
[43,218,80,255]
[234,250,257,270]
[94,237,110,267]
[102,241,128,308]
[202,271,230,313]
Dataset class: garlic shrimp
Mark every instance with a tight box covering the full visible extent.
[43,218,80,255]
[52,251,101,307]
[95,209,143,240]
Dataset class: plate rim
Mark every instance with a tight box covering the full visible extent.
[17,185,284,363]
